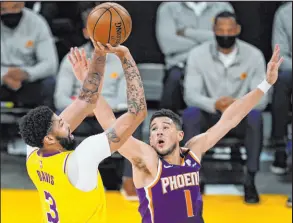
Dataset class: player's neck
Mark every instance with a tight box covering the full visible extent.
[42,144,65,154]
[163,148,182,165]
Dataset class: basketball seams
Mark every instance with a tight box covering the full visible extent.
[107,8,113,44]
[88,3,131,45]
[115,4,131,17]
[110,7,127,43]
[92,8,111,41]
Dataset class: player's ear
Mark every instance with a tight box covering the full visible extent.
[177,130,184,142]
[44,135,57,145]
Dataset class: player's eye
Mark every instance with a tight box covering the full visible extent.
[163,126,169,130]
[151,127,157,131]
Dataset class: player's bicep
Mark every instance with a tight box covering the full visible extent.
[74,133,111,167]
[118,137,148,162]
[187,119,234,157]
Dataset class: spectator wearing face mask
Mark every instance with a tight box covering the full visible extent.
[156,1,234,114]
[1,2,58,156]
[182,11,268,204]
[0,2,58,108]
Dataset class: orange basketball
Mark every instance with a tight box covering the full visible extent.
[86,2,132,46]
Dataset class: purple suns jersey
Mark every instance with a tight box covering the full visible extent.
[137,150,203,223]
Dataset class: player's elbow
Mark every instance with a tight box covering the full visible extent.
[137,107,148,122]
[129,106,147,125]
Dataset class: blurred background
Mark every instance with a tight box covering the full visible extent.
[0,1,292,223]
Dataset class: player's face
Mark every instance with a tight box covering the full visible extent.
[46,114,75,150]
[149,117,184,157]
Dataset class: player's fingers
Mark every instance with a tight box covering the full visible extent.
[68,55,75,66]
[105,43,115,52]
[96,42,105,51]
[70,47,77,63]
[87,59,91,68]
[90,37,99,49]
[74,47,82,62]
[277,57,284,68]
[271,44,280,62]
[81,48,87,66]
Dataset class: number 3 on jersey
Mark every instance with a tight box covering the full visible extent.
[44,191,60,223]
[184,190,194,217]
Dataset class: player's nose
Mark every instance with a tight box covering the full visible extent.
[156,129,164,136]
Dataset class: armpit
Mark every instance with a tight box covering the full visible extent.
[131,157,151,175]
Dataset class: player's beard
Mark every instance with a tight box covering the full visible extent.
[56,136,75,150]
[154,143,177,157]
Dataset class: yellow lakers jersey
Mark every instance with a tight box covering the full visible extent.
[26,150,107,223]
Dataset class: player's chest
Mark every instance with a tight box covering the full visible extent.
[157,167,200,194]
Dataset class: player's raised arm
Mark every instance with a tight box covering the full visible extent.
[94,43,147,152]
[185,44,284,160]
[59,41,106,132]
[69,47,149,161]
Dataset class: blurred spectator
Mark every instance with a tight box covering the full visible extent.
[0,2,58,155]
[54,7,142,201]
[25,2,86,62]
[0,2,58,108]
[156,2,234,113]
[270,2,292,175]
[183,11,268,204]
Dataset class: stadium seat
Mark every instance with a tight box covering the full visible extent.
[200,138,246,192]
[137,63,164,102]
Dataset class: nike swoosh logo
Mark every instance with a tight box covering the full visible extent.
[164,165,173,168]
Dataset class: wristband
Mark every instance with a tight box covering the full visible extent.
[257,79,272,94]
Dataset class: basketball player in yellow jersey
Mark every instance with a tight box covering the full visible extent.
[19,41,147,223]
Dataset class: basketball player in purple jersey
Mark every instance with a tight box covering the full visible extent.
[70,44,283,223]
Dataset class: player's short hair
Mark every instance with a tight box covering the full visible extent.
[19,106,54,148]
[214,11,238,25]
[150,109,182,130]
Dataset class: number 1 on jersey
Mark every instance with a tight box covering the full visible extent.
[184,190,194,217]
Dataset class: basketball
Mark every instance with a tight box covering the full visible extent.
[86,2,132,46]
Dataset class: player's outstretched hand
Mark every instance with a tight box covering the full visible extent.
[266,44,284,85]
[68,47,90,82]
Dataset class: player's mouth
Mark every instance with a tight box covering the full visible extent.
[157,139,165,148]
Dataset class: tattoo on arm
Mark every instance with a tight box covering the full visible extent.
[78,54,106,104]
[105,127,121,144]
[78,72,101,104]
[122,57,146,115]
